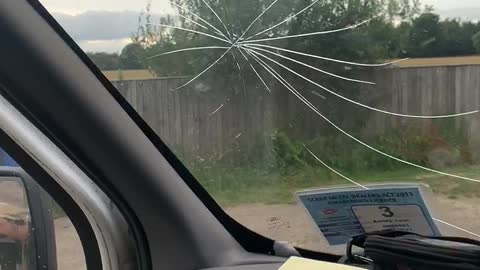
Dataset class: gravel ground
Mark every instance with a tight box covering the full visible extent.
[225,196,480,254]
[55,218,86,270]
[54,195,480,269]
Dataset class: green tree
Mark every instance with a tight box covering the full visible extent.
[86,47,147,71]
[142,0,420,77]
[406,12,442,57]
[119,43,145,70]
[86,52,120,70]
[394,21,413,57]
[438,20,477,56]
[404,16,479,57]
[131,0,423,131]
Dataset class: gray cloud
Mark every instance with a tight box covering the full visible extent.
[40,0,172,14]
[49,1,479,53]
[422,0,480,10]
[421,0,480,20]
[436,7,480,21]
[52,3,480,43]
[52,11,165,41]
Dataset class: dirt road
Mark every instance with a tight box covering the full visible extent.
[226,196,480,254]
[54,196,480,269]
[55,218,86,270]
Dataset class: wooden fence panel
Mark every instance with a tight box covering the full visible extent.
[113,65,480,164]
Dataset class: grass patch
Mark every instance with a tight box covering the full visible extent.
[194,165,480,207]
[185,124,478,207]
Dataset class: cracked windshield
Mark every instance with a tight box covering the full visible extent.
[43,0,480,254]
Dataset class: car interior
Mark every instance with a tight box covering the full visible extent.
[0,0,480,270]
[0,1,334,269]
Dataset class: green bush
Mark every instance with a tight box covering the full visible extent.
[171,122,474,205]
[270,131,308,175]
[268,123,471,175]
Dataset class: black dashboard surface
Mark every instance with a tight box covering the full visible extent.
[201,263,284,270]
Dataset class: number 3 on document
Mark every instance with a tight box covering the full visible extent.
[351,205,435,235]
[378,206,394,218]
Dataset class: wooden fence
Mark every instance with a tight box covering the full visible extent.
[112,65,480,164]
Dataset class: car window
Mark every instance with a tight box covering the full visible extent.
[0,149,87,270]
[40,0,480,254]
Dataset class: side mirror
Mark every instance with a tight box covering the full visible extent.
[0,167,57,270]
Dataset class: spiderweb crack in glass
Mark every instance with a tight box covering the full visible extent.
[245,44,408,67]
[245,47,478,119]
[208,104,224,116]
[177,13,209,30]
[146,46,229,60]
[244,47,480,184]
[238,48,271,93]
[148,16,478,117]
[147,23,230,44]
[147,0,480,240]
[244,45,376,85]
[230,50,248,99]
[243,47,480,238]
[238,17,374,44]
[201,0,233,41]
[171,46,234,90]
[170,2,230,40]
[244,0,321,41]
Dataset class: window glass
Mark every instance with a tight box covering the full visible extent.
[41,0,480,254]
[0,176,31,270]
[0,149,86,270]
[54,206,86,270]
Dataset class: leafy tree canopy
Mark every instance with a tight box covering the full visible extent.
[87,0,480,73]
[142,0,423,76]
[87,52,120,70]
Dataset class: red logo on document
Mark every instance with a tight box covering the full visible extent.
[323,208,337,215]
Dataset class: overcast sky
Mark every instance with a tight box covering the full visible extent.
[40,0,173,14]
[40,0,480,53]
[40,0,480,14]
